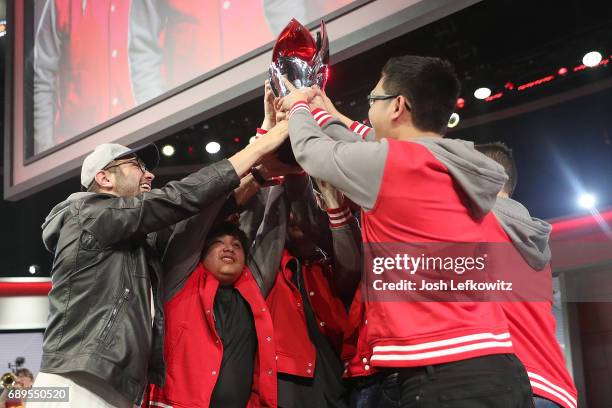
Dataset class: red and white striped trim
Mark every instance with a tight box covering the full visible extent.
[289,101,311,118]
[371,332,513,363]
[327,206,352,228]
[350,121,372,139]
[150,401,173,408]
[312,108,334,127]
[528,372,577,408]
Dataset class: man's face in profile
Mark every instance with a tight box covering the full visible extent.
[101,156,155,197]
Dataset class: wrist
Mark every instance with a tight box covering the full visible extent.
[256,164,272,180]
[289,100,311,118]
[250,167,267,186]
[261,117,274,131]
[326,205,352,228]
[312,108,333,127]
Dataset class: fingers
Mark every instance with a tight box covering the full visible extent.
[275,110,287,122]
[281,76,297,91]
[274,97,284,112]
[264,80,274,97]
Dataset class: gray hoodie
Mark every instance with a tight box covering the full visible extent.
[288,110,507,219]
[288,112,552,271]
[493,196,552,271]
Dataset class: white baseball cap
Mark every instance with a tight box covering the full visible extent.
[81,143,159,189]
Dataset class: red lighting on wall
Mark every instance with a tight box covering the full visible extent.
[456,98,465,109]
[574,58,609,72]
[187,146,194,154]
[557,67,568,75]
[485,92,503,102]
[504,82,514,90]
[234,137,240,143]
[517,75,555,91]
[573,64,586,72]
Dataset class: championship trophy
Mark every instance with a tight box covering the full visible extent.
[268,19,330,164]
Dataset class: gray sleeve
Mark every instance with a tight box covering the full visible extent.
[321,120,377,142]
[330,218,362,306]
[33,0,61,154]
[320,119,362,143]
[243,186,288,297]
[161,196,227,302]
[129,0,165,103]
[289,110,388,211]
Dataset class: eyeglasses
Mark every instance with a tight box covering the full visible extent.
[104,159,147,174]
[367,93,412,111]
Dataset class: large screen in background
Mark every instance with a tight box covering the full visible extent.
[28,0,353,157]
[6,0,481,200]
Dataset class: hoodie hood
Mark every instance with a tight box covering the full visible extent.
[42,192,96,252]
[415,138,508,220]
[492,196,552,270]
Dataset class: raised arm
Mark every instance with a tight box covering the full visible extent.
[277,83,387,211]
[243,185,288,297]
[309,88,377,142]
[84,122,290,247]
[314,179,362,307]
[288,106,387,211]
[160,196,228,302]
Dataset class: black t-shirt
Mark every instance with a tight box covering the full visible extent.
[210,286,258,408]
[277,259,348,408]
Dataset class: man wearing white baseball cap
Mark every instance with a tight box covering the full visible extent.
[34,121,290,407]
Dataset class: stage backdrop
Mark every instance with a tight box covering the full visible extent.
[4,0,481,200]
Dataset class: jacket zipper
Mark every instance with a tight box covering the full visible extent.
[100,288,131,343]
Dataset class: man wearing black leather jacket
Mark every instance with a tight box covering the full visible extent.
[33,122,289,407]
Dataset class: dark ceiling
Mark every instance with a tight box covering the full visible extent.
[1,0,612,277]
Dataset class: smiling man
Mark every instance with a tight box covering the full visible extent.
[147,221,277,408]
[35,127,289,408]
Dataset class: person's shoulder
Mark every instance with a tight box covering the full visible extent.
[73,192,122,214]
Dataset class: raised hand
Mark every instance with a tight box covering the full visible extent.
[277,77,316,112]
[313,178,345,210]
[261,80,276,131]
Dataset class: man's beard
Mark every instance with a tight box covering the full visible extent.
[114,174,141,197]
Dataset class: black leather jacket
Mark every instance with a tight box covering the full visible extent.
[40,160,240,404]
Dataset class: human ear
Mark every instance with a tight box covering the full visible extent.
[94,170,114,189]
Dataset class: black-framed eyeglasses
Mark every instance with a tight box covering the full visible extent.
[104,158,147,174]
[367,94,412,111]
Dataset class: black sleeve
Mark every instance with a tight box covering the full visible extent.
[160,195,230,302]
[82,160,240,248]
[242,186,288,297]
[284,174,332,254]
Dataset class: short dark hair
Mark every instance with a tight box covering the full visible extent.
[475,142,518,196]
[15,368,33,379]
[381,55,460,134]
[202,221,249,259]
